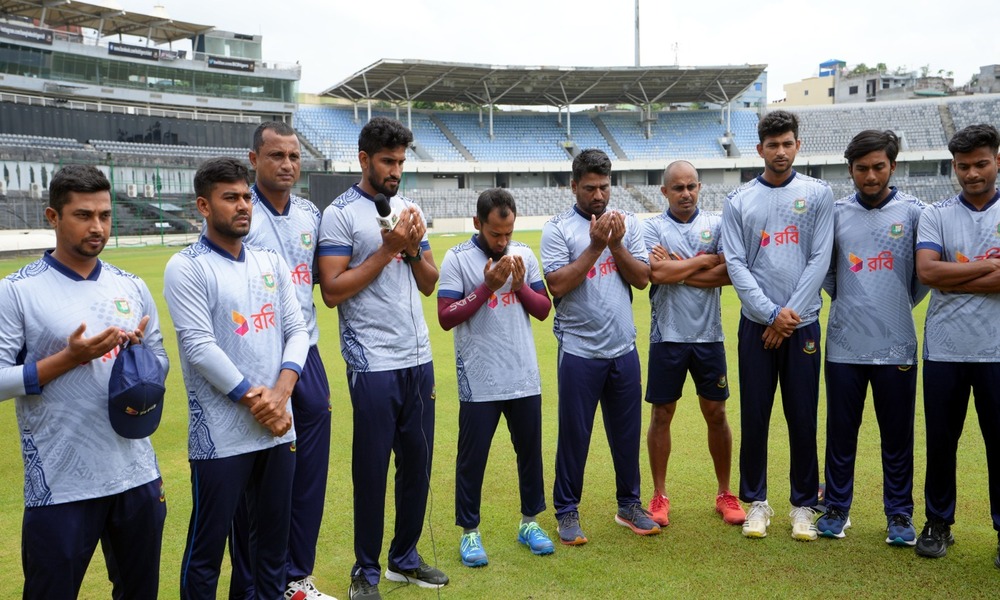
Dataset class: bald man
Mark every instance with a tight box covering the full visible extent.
[642,161,745,528]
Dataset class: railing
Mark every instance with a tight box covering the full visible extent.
[0,91,261,123]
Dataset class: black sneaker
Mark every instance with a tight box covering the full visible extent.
[915,520,955,558]
[385,558,449,589]
[349,572,381,600]
[995,542,1000,569]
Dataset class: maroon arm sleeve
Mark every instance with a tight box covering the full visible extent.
[515,283,552,321]
[437,282,492,330]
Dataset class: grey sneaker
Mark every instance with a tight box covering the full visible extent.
[385,558,448,588]
[348,572,380,600]
[614,503,661,536]
[556,510,588,545]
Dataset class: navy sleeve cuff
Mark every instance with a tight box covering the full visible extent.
[280,361,303,376]
[915,241,942,254]
[529,280,547,293]
[317,244,352,257]
[23,362,41,395]
[438,289,464,299]
[419,240,431,251]
[228,378,252,402]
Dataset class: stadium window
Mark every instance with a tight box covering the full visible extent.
[804,90,809,96]
[754,83,762,91]
[849,85,859,94]
[828,88,834,97]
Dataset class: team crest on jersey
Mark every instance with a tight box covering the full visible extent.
[700,229,713,243]
[995,223,1000,237]
[300,232,313,249]
[717,375,728,388]
[792,198,807,214]
[262,273,276,290]
[803,340,817,354]
[114,298,131,315]
[231,311,249,336]
[889,223,904,239]
[760,231,771,247]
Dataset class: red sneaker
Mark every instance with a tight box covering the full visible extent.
[716,491,747,525]
[648,492,670,526]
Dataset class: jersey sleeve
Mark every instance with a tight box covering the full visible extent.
[625,213,649,264]
[437,249,465,299]
[642,218,659,253]
[540,220,569,274]
[787,185,835,316]
[317,205,353,257]
[525,250,545,291]
[409,201,432,252]
[163,255,250,401]
[136,278,169,377]
[0,279,31,399]
[916,204,944,254]
[721,195,779,324]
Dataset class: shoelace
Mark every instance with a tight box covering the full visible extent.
[561,512,580,528]
[650,495,668,511]
[823,507,847,522]
[461,533,483,551]
[718,493,741,511]
[522,522,544,538]
[747,502,774,521]
[790,506,817,523]
[888,514,912,529]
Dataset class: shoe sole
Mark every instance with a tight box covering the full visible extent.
[557,529,588,545]
[461,556,488,567]
[792,529,818,541]
[384,569,448,588]
[886,535,917,547]
[651,515,670,527]
[718,509,746,525]
[518,538,555,555]
[614,514,661,535]
[742,519,769,538]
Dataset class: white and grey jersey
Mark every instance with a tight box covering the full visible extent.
[317,184,432,373]
[643,209,724,344]
[439,237,544,402]
[541,206,648,359]
[0,253,166,506]
[825,189,927,364]
[244,185,321,347]
[917,191,1000,362]
[164,237,309,460]
[721,171,835,326]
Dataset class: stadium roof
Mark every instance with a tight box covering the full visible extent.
[0,0,213,44]
[321,59,767,107]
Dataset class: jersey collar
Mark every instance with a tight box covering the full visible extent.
[200,234,246,262]
[756,170,797,189]
[855,187,898,210]
[959,190,1000,212]
[252,183,290,217]
[666,207,699,223]
[42,250,102,281]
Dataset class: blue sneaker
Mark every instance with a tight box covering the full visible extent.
[459,532,488,567]
[816,507,851,539]
[886,514,917,547]
[556,510,588,545]
[518,521,555,555]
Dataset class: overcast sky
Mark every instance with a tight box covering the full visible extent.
[117,0,994,104]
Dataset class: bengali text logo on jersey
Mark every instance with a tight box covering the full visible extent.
[974,247,1000,261]
[114,298,131,315]
[761,226,799,247]
[290,262,311,285]
[889,223,904,239]
[849,250,894,272]
[488,291,521,309]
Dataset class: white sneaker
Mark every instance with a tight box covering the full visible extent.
[790,506,819,541]
[286,576,338,600]
[742,500,773,538]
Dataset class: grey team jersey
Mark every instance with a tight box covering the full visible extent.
[164,238,309,460]
[541,206,649,360]
[244,185,321,347]
[0,253,166,507]
[438,237,545,402]
[825,189,927,365]
[317,185,432,373]
[643,209,724,344]
[721,171,834,327]
[916,191,1000,362]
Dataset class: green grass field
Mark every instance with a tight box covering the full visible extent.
[0,231,997,599]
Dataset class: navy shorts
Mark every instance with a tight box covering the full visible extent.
[645,341,729,404]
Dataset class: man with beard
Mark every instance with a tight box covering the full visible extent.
[438,188,554,568]
[816,130,926,545]
[541,148,658,545]
[165,157,309,599]
[642,161,744,529]
[317,117,445,600]
[721,110,834,541]
[227,122,335,600]
[914,124,1000,567]
[0,165,168,599]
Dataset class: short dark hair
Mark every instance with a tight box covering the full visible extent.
[948,124,1000,156]
[572,148,612,182]
[476,188,517,223]
[358,116,413,157]
[194,157,250,199]
[758,110,799,143]
[49,165,111,215]
[252,121,297,152]
[844,130,900,165]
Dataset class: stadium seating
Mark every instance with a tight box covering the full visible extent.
[946,95,1000,131]
[0,133,85,150]
[596,110,755,161]
[794,103,947,155]
[91,140,249,159]
[405,186,650,219]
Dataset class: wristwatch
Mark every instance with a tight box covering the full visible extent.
[402,247,423,263]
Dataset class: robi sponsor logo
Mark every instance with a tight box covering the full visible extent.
[761,226,799,247]
[231,305,278,335]
[848,250,894,272]
[232,311,250,336]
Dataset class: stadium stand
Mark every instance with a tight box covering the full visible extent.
[406,186,651,219]
[0,134,86,151]
[794,102,948,155]
[946,95,1000,131]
